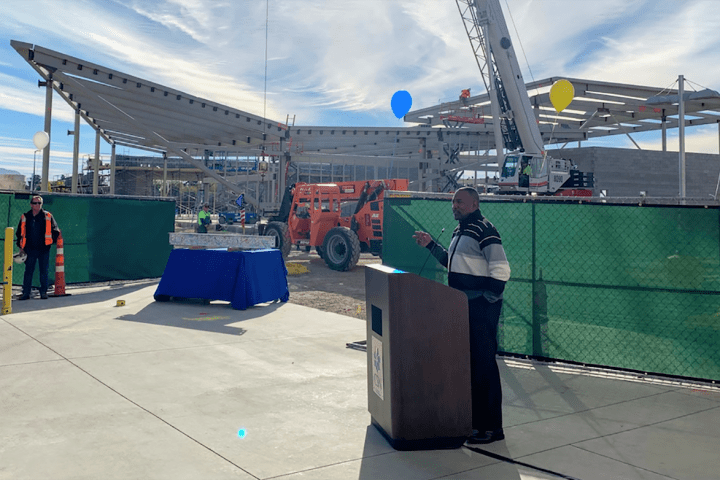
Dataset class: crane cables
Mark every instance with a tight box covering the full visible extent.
[503,0,540,99]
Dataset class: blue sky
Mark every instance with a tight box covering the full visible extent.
[1,0,720,181]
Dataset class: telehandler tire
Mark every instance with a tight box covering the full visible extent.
[265,221,291,258]
[322,226,361,271]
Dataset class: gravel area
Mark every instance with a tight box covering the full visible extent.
[284,249,381,319]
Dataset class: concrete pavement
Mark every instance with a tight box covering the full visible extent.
[1,280,718,479]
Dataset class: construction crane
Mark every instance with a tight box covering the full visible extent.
[456,0,593,195]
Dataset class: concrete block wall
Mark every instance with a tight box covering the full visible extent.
[115,169,157,197]
[554,147,720,198]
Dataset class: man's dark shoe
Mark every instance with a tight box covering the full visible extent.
[18,294,30,300]
[40,293,48,299]
[466,428,505,444]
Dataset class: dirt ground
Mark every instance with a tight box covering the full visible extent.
[283,248,382,319]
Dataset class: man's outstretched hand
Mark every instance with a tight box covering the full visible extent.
[413,231,431,248]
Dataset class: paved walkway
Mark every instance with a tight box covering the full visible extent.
[1,281,718,479]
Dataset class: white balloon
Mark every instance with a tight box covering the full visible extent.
[33,131,49,150]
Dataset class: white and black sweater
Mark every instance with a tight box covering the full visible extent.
[426,209,511,302]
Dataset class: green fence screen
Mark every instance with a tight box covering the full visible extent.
[1,192,174,287]
[383,193,720,382]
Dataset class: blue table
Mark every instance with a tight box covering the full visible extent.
[154,249,289,310]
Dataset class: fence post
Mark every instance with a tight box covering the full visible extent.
[531,202,543,356]
[2,227,13,315]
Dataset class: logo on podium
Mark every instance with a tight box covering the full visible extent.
[372,336,384,400]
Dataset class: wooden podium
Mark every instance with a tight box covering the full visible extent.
[365,264,471,450]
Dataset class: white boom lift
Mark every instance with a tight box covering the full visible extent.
[456,0,594,195]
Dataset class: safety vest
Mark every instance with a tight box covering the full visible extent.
[198,210,210,225]
[19,211,53,249]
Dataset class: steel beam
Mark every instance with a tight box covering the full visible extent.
[72,109,80,194]
[93,130,100,195]
[41,75,52,192]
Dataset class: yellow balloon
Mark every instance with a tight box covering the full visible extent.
[549,79,574,112]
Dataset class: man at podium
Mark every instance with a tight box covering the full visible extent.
[413,187,511,444]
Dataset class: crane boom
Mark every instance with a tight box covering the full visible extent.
[457,0,594,195]
[470,0,544,155]
[456,0,520,153]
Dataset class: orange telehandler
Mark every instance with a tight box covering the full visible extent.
[262,179,408,271]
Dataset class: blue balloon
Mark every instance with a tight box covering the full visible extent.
[391,90,412,119]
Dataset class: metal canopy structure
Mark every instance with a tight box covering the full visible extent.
[11,42,289,153]
[11,40,505,199]
[406,76,720,146]
[11,40,293,204]
[12,40,720,205]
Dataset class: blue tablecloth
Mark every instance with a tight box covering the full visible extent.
[154,249,289,310]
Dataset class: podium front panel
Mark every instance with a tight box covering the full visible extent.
[365,264,471,450]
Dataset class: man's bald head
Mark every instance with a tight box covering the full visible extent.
[452,187,479,221]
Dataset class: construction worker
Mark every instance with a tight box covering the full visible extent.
[16,195,60,300]
[197,204,211,233]
[519,161,530,188]
[460,88,471,106]
[523,163,532,177]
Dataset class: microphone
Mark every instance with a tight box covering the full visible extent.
[417,228,445,278]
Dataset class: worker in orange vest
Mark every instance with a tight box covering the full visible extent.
[460,88,471,106]
[15,195,60,300]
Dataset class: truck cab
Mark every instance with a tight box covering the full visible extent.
[499,153,586,195]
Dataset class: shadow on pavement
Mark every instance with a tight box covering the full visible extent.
[114,296,288,336]
[355,424,526,479]
[8,281,159,314]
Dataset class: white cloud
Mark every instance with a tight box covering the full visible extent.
[122,0,236,44]
[2,0,276,118]
[0,73,76,123]
[545,1,720,88]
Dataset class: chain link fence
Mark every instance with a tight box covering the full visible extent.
[383,192,720,382]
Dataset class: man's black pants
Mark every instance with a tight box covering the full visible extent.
[23,248,50,296]
[468,296,503,432]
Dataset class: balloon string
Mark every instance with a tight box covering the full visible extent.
[548,115,558,146]
[543,116,559,165]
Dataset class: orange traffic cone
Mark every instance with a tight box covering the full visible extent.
[50,232,71,297]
